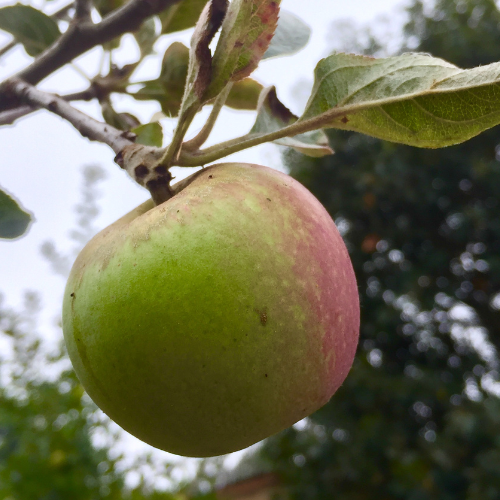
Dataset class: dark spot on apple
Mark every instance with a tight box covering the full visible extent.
[70,292,75,297]
[135,164,149,178]
[265,374,268,377]
[260,311,267,326]
[254,308,268,326]
[208,175,213,179]
[267,198,271,202]
[341,116,349,124]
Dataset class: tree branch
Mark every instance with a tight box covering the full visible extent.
[0,87,98,126]
[7,78,134,153]
[1,0,182,92]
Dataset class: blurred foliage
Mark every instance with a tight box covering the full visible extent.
[0,294,126,499]
[238,1,500,499]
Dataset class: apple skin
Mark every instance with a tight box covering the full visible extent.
[62,162,359,457]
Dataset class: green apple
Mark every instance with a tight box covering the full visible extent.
[62,163,359,457]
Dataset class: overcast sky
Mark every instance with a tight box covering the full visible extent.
[0,0,423,484]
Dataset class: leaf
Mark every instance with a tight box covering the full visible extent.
[134,17,158,57]
[0,188,32,240]
[251,87,333,157]
[226,78,264,110]
[101,99,140,130]
[132,123,163,147]
[160,0,208,34]
[0,5,61,57]
[207,0,281,99]
[160,42,190,88]
[300,52,500,148]
[263,10,310,59]
[178,0,228,116]
[132,42,190,117]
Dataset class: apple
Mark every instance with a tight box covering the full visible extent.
[62,162,359,457]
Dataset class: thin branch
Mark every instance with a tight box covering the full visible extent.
[0,87,98,126]
[8,78,134,153]
[8,0,182,88]
[0,105,35,125]
[75,0,92,20]
[51,1,76,20]
[0,40,16,58]
[183,82,233,151]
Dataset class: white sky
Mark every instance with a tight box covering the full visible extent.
[0,0,418,485]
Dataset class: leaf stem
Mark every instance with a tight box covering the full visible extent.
[183,82,233,151]
[159,105,199,167]
[175,114,335,166]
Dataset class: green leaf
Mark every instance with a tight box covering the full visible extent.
[160,0,208,34]
[134,17,159,57]
[0,188,32,240]
[132,42,190,117]
[226,78,264,110]
[101,99,140,130]
[0,5,60,56]
[300,52,500,148]
[132,123,163,147]
[207,0,281,100]
[263,10,310,59]
[251,87,333,157]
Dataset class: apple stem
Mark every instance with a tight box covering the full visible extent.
[115,144,174,205]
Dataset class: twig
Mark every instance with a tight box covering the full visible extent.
[0,105,35,125]
[51,1,76,20]
[183,82,233,151]
[75,0,93,20]
[8,0,182,87]
[0,87,98,126]
[6,78,175,205]
[8,78,133,153]
[0,40,16,58]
